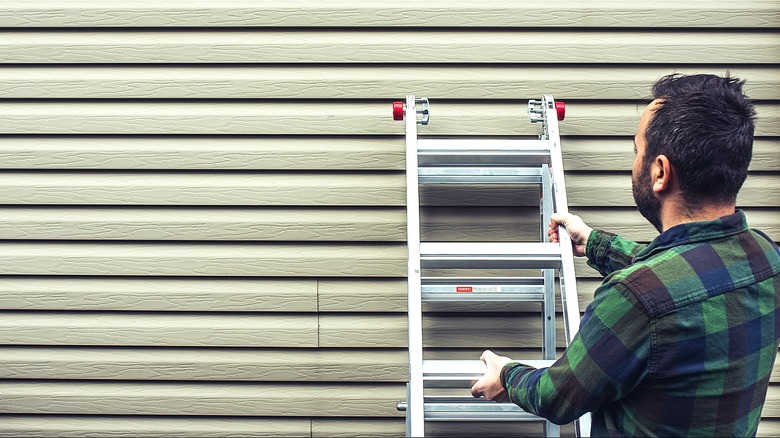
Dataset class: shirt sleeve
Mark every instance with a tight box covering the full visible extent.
[586,229,647,277]
[500,279,652,425]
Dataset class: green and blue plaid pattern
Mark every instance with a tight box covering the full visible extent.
[501,211,780,437]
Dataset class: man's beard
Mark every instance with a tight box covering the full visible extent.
[632,164,663,233]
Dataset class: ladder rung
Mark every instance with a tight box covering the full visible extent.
[423,359,555,388]
[418,166,543,184]
[423,397,543,422]
[421,277,545,302]
[417,139,552,167]
[421,360,555,422]
[420,242,562,270]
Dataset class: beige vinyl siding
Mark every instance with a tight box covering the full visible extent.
[0,136,774,170]
[0,1,777,437]
[1,101,779,135]
[0,31,778,64]
[1,1,778,28]
[1,66,778,100]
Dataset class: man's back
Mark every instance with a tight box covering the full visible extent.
[592,211,780,436]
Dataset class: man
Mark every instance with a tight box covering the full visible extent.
[470,74,780,436]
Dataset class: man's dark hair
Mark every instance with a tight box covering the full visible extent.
[645,73,756,206]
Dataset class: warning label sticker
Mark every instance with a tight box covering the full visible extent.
[456,286,501,293]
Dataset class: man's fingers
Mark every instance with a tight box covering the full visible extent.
[470,381,483,398]
[550,213,567,226]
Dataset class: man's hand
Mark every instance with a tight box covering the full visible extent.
[470,350,512,402]
[548,213,593,257]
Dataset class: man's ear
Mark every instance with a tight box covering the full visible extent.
[652,155,672,193]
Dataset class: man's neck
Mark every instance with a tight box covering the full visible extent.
[659,196,736,232]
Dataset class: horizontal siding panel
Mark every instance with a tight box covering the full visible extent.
[1,66,777,100]
[318,279,407,312]
[0,102,637,136]
[759,386,780,418]
[0,313,569,350]
[1,205,771,245]
[1,1,777,28]
[0,243,407,277]
[0,136,774,172]
[0,175,774,210]
[0,381,406,417]
[0,173,520,207]
[319,314,408,348]
[0,415,310,438]
[0,206,544,242]
[0,207,406,241]
[0,312,318,347]
[0,347,408,382]
[759,419,780,436]
[0,31,777,64]
[0,173,405,206]
[1,102,777,136]
[0,137,405,170]
[0,204,770,245]
[0,277,318,312]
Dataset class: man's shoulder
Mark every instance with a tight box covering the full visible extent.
[605,229,780,318]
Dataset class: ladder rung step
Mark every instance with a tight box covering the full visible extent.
[424,397,543,422]
[417,139,552,167]
[420,242,562,270]
[418,166,543,184]
[421,277,545,302]
[423,359,555,388]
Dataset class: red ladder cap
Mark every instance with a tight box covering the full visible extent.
[555,101,566,121]
[392,101,405,121]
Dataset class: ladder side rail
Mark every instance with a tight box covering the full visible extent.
[541,139,562,438]
[541,164,557,362]
[541,95,582,343]
[404,383,412,437]
[404,95,426,438]
[543,95,592,437]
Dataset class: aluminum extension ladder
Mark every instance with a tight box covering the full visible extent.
[392,95,591,437]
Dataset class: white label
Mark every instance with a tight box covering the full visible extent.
[472,286,501,292]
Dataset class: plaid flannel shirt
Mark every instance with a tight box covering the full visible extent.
[500,211,780,437]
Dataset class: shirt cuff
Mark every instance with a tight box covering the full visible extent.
[500,362,537,406]
[500,362,519,389]
[585,229,616,273]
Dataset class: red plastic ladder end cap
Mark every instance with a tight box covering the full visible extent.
[555,101,566,121]
[392,101,405,121]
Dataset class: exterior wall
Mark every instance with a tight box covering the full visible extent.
[0,2,777,436]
